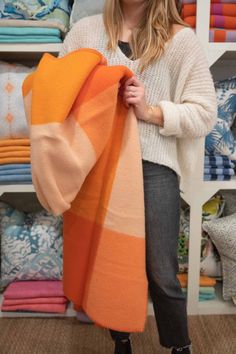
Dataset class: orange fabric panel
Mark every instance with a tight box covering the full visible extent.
[0,146,30,153]
[0,151,30,158]
[63,211,148,332]
[0,158,30,164]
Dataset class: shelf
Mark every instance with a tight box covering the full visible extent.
[0,184,35,195]
[198,283,236,315]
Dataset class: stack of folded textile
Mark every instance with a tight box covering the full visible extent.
[204,155,235,181]
[0,139,31,184]
[177,273,217,301]
[1,280,68,313]
[179,0,236,42]
[0,61,34,184]
[0,0,71,42]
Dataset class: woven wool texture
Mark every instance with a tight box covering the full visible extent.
[59,15,217,190]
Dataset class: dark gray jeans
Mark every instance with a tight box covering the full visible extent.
[110,160,191,349]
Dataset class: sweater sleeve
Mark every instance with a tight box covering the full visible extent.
[158,31,217,139]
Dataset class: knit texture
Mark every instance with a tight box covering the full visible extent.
[59,14,217,188]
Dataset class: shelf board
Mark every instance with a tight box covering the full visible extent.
[0,43,61,53]
[203,176,236,191]
[0,184,35,195]
[198,283,236,315]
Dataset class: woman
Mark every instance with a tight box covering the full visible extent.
[59,1,217,353]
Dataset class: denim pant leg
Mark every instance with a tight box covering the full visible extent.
[109,161,190,348]
[143,160,190,348]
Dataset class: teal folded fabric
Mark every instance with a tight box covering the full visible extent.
[182,287,216,301]
[199,287,216,295]
[0,27,61,36]
[0,164,30,171]
[0,174,32,183]
[0,37,61,43]
[0,168,31,176]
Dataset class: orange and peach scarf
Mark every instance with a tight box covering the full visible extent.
[22,49,148,332]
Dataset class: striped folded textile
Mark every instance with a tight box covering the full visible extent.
[182,3,236,17]
[205,162,235,168]
[204,167,235,175]
[179,0,236,4]
[184,15,236,29]
[22,49,148,332]
[204,174,232,181]
[204,155,234,165]
[209,28,236,42]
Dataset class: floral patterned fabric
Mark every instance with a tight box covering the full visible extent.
[0,1,71,33]
[0,203,63,288]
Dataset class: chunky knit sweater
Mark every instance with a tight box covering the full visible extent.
[59,14,217,188]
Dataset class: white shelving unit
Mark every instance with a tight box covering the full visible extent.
[0,0,236,318]
[186,0,236,315]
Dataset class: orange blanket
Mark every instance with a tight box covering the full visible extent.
[22,49,148,332]
[177,273,216,288]
[182,4,236,18]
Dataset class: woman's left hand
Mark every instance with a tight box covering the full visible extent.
[122,76,149,120]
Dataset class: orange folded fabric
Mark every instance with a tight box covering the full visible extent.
[0,157,30,164]
[0,151,30,158]
[0,146,30,153]
[182,4,196,18]
[182,4,236,18]
[0,139,30,147]
[177,273,216,288]
[22,49,148,332]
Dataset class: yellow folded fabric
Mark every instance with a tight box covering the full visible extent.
[0,157,31,164]
[0,139,30,147]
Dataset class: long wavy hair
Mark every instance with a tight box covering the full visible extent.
[103,0,188,71]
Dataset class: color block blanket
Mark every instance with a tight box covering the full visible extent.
[22,49,148,332]
[210,29,236,42]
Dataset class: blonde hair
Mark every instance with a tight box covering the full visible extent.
[103,0,189,71]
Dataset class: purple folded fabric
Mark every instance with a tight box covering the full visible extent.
[4,281,64,299]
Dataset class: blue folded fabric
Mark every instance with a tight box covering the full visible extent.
[204,162,235,169]
[204,174,232,181]
[204,155,232,165]
[204,168,235,175]
[0,164,31,171]
[0,174,32,183]
[0,168,31,176]
[0,37,61,43]
[0,27,61,36]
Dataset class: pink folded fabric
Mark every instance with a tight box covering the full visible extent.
[3,297,68,305]
[4,281,64,299]
[1,303,67,313]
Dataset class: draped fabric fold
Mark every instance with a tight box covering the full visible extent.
[22,49,148,332]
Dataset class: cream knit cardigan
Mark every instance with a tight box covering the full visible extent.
[59,15,217,191]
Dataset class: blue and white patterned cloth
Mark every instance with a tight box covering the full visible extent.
[0,1,71,33]
[0,203,63,288]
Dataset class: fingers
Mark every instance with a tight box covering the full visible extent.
[124,76,143,88]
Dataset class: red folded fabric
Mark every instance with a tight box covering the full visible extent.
[1,303,67,313]
[182,3,236,17]
[3,297,68,305]
[4,281,64,299]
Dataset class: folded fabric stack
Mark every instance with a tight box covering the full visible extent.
[0,0,71,42]
[0,140,31,184]
[1,280,68,313]
[0,203,63,290]
[204,155,235,181]
[179,0,236,42]
[177,273,217,301]
[0,61,34,184]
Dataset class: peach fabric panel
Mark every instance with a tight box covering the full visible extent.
[104,109,145,239]
[63,211,148,332]
[30,117,96,215]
